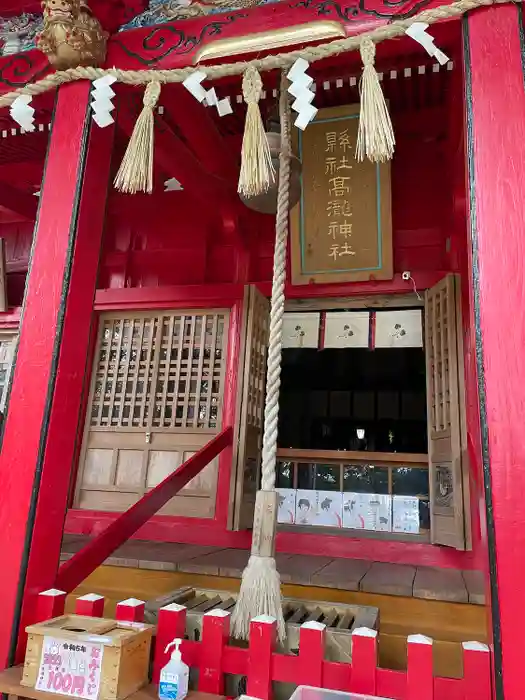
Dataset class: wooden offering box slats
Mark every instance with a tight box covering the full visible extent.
[22,615,154,700]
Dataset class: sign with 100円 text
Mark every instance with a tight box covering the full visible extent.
[291,104,393,285]
[35,636,103,699]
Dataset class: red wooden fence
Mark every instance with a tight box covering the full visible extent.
[35,589,492,700]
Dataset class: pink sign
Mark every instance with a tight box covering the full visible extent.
[35,636,104,699]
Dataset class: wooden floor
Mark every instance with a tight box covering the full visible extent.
[61,535,485,605]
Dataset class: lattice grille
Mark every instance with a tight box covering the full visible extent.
[0,331,16,409]
[246,291,268,430]
[152,313,227,429]
[91,315,160,428]
[426,281,451,434]
[90,311,227,430]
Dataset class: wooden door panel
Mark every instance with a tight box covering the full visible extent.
[425,274,469,550]
[75,309,229,519]
[230,285,269,530]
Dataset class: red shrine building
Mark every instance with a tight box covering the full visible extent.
[0,0,522,698]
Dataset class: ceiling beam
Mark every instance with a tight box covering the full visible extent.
[0,181,37,221]
[164,86,239,186]
[118,107,234,207]
[118,106,249,245]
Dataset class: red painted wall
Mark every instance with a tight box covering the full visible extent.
[98,105,451,292]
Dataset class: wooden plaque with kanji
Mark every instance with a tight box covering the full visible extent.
[290,104,393,284]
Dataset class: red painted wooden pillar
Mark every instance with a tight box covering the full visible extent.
[0,81,114,668]
[463,6,525,699]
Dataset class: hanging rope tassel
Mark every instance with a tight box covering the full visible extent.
[231,72,291,643]
[238,65,275,198]
[356,38,395,163]
[114,81,161,194]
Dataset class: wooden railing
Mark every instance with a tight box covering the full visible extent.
[55,426,233,593]
[276,448,428,491]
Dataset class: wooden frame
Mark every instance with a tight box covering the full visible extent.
[285,293,424,312]
[276,449,430,541]
[229,286,269,530]
[75,308,230,519]
[291,104,393,285]
[0,239,7,314]
[0,329,18,412]
[425,275,469,549]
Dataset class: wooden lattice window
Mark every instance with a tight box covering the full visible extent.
[76,309,229,518]
[245,289,268,432]
[90,312,226,431]
[0,331,17,411]
[426,286,451,435]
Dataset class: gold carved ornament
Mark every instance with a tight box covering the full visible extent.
[36,0,108,70]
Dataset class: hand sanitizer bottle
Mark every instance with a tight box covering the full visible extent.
[158,639,189,700]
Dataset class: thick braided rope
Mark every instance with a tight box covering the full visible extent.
[260,73,290,493]
[0,0,514,109]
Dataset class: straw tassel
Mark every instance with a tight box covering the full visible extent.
[114,81,161,194]
[238,65,275,198]
[356,38,395,163]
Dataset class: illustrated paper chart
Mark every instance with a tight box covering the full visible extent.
[277,488,296,524]
[36,636,104,699]
[295,489,343,528]
[343,492,392,531]
[392,496,420,534]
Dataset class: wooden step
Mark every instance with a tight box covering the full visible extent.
[61,535,486,605]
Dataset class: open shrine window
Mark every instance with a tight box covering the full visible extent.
[274,274,471,550]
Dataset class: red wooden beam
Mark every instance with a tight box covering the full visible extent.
[255,271,448,300]
[0,82,97,670]
[55,426,233,593]
[14,91,115,664]
[0,181,37,221]
[463,5,525,699]
[164,85,238,186]
[118,99,246,244]
[118,107,231,207]
[94,283,244,310]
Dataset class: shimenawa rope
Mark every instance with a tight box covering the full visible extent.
[0,0,513,109]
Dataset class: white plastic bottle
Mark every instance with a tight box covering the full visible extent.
[158,638,189,700]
